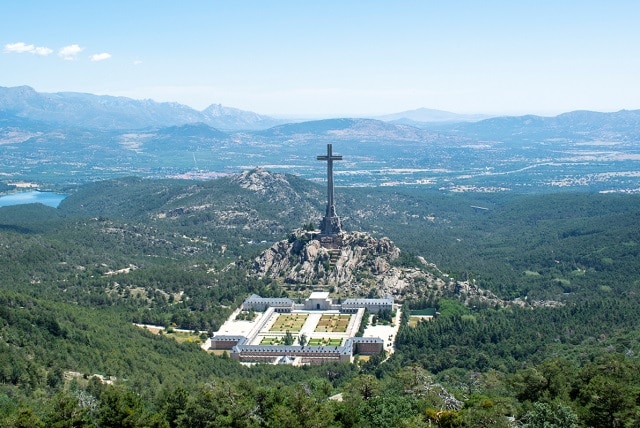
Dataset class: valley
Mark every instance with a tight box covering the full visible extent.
[1,87,640,426]
[4,126,640,193]
[1,168,639,426]
[2,87,640,194]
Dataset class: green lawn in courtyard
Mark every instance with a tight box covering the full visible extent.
[307,338,343,346]
[314,314,351,333]
[269,313,308,333]
[260,336,283,345]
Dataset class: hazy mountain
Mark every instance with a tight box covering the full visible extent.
[0,85,283,131]
[437,109,640,141]
[376,107,491,124]
[201,103,284,130]
[254,118,439,143]
[0,85,199,129]
[3,85,640,193]
[155,123,228,139]
[554,109,640,133]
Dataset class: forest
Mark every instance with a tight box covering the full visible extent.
[1,175,640,426]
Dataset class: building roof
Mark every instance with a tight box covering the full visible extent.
[278,356,295,364]
[233,344,344,354]
[350,337,384,344]
[308,291,330,300]
[211,335,246,341]
[342,297,393,305]
[244,295,293,306]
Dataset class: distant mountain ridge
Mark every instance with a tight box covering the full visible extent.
[3,85,638,136]
[375,107,492,124]
[256,118,437,142]
[3,85,640,193]
[437,109,640,141]
[0,85,284,131]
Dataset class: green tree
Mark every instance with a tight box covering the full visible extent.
[9,407,45,428]
[299,334,307,347]
[283,331,295,346]
[162,386,188,428]
[350,375,380,401]
[178,382,258,428]
[462,396,512,428]
[96,385,156,428]
[425,408,463,428]
[511,368,548,403]
[575,355,640,428]
[45,391,93,428]
[523,402,578,428]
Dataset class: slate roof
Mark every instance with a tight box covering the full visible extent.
[233,344,346,354]
[244,294,294,307]
[342,297,393,305]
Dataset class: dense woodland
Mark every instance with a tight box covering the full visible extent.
[1,175,640,426]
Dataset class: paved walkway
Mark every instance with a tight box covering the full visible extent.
[215,307,268,338]
[362,305,402,354]
[299,312,323,338]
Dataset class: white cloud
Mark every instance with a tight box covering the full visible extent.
[33,46,53,55]
[4,42,34,53]
[133,60,143,65]
[4,42,52,56]
[58,44,83,60]
[90,52,112,62]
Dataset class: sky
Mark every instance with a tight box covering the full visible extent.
[1,1,639,117]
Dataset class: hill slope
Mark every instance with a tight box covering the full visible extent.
[251,228,504,306]
[2,171,640,426]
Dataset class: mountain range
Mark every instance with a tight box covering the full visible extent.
[375,107,492,125]
[0,85,283,131]
[2,85,638,135]
[0,85,492,131]
[2,85,640,193]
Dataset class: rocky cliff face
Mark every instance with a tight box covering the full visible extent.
[252,229,504,305]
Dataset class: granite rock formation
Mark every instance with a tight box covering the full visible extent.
[252,229,504,305]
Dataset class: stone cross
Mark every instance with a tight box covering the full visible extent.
[317,144,343,235]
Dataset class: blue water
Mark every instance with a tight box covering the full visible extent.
[0,191,68,208]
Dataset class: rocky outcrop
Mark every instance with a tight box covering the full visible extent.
[252,229,505,305]
[230,168,290,195]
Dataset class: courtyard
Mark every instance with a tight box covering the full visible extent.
[314,314,351,333]
[211,293,399,363]
[269,313,308,332]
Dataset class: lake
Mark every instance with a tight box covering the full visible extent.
[0,191,68,208]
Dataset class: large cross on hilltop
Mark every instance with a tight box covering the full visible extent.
[317,143,343,236]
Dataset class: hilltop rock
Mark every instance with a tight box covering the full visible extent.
[230,168,292,196]
[229,168,323,221]
[252,229,505,305]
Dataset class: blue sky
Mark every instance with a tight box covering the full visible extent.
[1,1,639,116]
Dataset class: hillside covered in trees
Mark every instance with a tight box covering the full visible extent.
[1,171,640,426]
